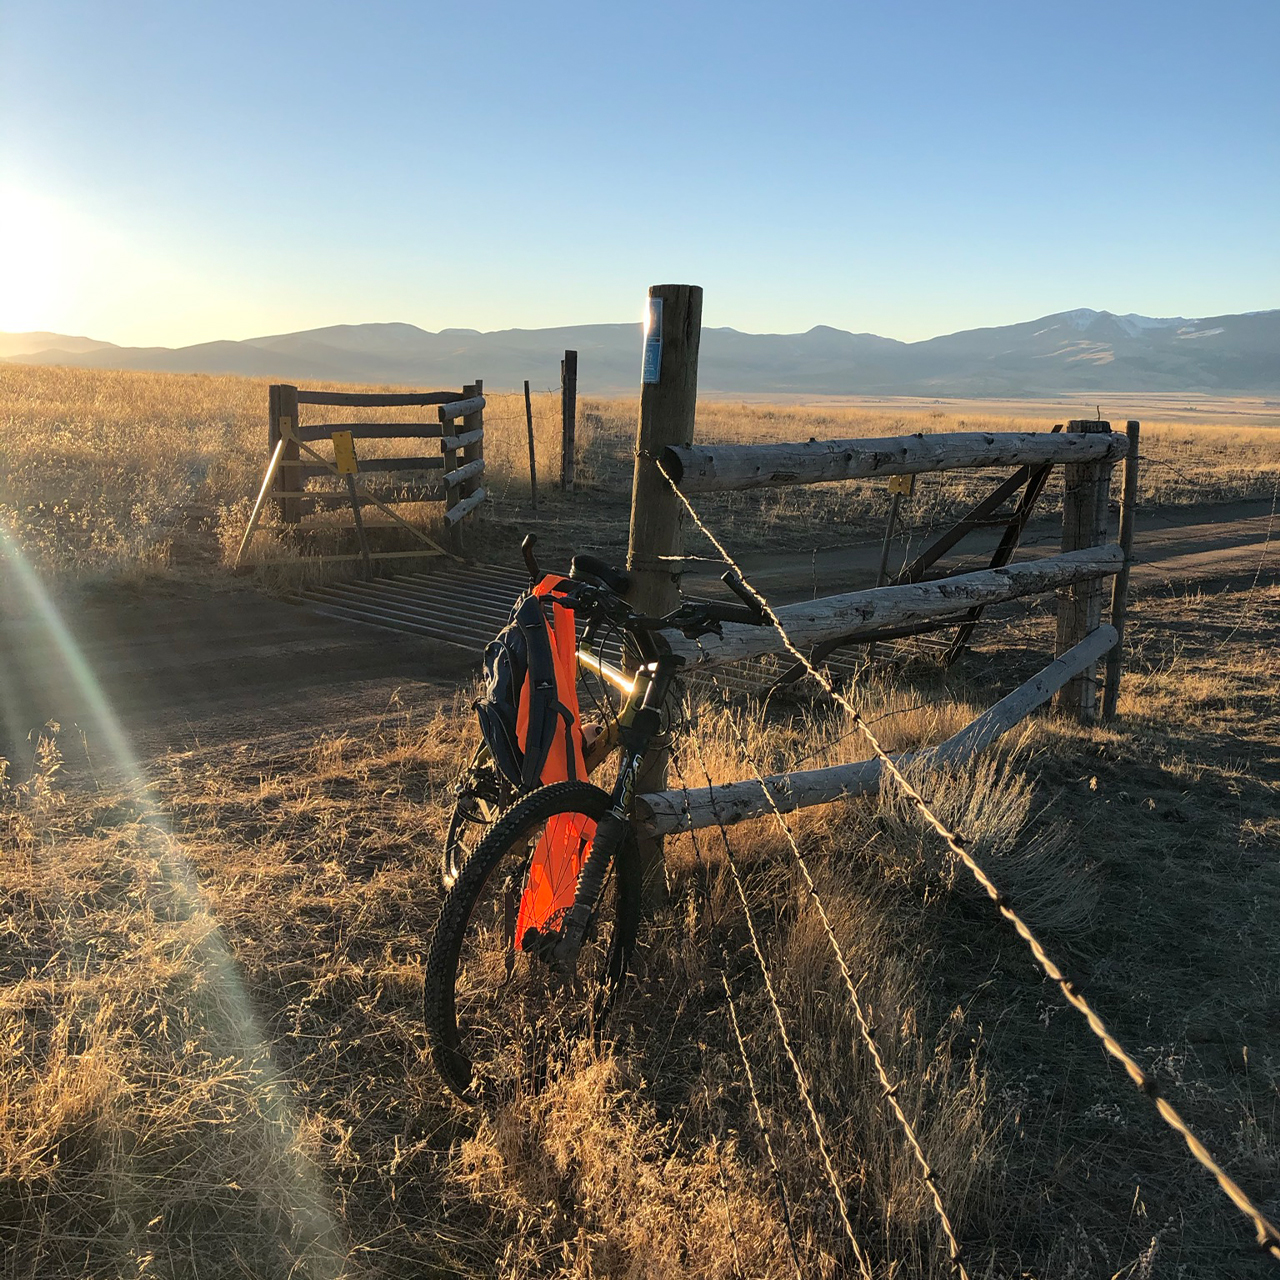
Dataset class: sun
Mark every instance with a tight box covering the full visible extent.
[0,185,76,333]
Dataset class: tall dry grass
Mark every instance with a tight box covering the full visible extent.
[0,682,1060,1278]
[2,362,1277,579]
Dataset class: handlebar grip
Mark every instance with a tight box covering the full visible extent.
[521,534,542,584]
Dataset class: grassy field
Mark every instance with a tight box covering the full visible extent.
[1,363,1277,579]
[1,362,1277,1276]
[3,584,1276,1277]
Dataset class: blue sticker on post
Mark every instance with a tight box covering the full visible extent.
[642,296,663,384]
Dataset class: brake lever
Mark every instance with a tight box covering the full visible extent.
[662,603,725,641]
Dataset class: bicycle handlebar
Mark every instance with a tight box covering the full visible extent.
[550,567,767,642]
[519,533,768,643]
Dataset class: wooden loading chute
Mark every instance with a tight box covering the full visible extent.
[234,381,488,571]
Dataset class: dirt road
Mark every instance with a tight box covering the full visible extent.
[0,578,473,775]
[685,497,1276,604]
[1,498,1272,777]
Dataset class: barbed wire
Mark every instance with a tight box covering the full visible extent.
[671,742,809,1279]
[678,730,877,1279]
[695,659,971,1275]
[702,1082,748,1280]
[717,978,806,1280]
[659,461,1280,1264]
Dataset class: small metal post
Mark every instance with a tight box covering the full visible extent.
[870,474,912,661]
[345,474,373,581]
[877,492,903,588]
[560,350,577,490]
[524,379,538,510]
[332,430,372,581]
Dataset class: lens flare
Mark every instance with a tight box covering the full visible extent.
[0,524,347,1274]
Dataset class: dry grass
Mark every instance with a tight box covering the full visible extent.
[2,581,1277,1277]
[2,360,1276,1275]
[1,363,1277,579]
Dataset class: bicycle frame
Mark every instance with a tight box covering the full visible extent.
[540,642,684,968]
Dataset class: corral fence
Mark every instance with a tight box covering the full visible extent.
[234,380,487,570]
[617,283,1280,1267]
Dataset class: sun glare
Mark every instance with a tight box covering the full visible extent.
[0,186,79,333]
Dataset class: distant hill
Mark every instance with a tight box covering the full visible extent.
[4,309,1278,396]
[0,332,118,359]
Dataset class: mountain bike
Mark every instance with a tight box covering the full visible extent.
[425,539,765,1098]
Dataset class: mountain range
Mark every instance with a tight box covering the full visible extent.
[3,308,1277,397]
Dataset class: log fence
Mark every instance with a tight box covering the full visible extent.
[621,284,1138,849]
[615,283,1278,1270]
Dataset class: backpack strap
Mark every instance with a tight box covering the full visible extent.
[512,594,559,792]
[553,700,578,782]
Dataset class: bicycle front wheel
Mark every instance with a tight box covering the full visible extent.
[424,780,641,1099]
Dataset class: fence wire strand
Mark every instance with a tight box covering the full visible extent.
[679,730,877,1279]
[702,1083,748,1280]
[659,461,1280,1264]
[671,744,810,1280]
[697,660,971,1277]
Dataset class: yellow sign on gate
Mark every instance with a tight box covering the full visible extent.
[887,473,916,496]
[331,430,359,475]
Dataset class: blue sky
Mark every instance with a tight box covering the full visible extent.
[2,0,1277,346]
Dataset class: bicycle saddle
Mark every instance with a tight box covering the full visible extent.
[569,554,632,595]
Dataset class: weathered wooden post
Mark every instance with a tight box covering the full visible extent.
[1054,419,1114,720]
[448,380,480,555]
[523,379,538,510]
[1101,420,1140,721]
[269,383,303,523]
[560,349,577,490]
[626,284,703,891]
[462,378,483,499]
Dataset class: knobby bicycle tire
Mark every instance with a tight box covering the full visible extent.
[424,780,641,1099]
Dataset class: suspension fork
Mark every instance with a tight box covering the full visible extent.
[553,652,683,966]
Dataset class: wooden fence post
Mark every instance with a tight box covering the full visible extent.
[462,378,483,498]
[1102,420,1140,721]
[270,383,303,523]
[626,284,703,892]
[523,379,538,510]
[1055,419,1114,721]
[443,382,478,555]
[560,349,577,490]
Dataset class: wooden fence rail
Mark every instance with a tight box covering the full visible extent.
[665,545,1122,668]
[639,624,1119,835]
[662,430,1128,493]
